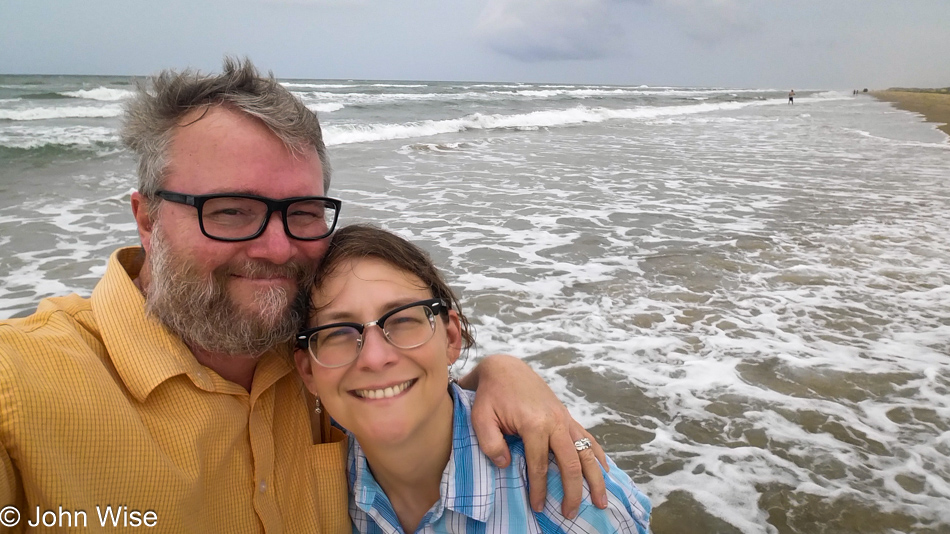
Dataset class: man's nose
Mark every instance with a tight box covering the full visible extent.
[245,211,295,264]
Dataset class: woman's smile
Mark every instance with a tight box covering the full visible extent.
[351,378,417,400]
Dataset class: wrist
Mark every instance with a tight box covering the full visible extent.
[457,353,524,390]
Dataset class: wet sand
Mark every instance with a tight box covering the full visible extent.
[871,90,950,137]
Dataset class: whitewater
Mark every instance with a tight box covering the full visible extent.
[1,75,949,534]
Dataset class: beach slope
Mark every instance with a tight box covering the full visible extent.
[871,89,950,137]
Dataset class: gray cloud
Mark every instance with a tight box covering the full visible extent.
[474,0,625,62]
[1,0,946,88]
[656,0,756,44]
[475,0,759,63]
[259,0,368,4]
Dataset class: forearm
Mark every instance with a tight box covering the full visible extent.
[464,352,609,514]
[455,359,480,391]
[457,353,527,392]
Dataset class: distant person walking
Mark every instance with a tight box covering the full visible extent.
[788,89,795,104]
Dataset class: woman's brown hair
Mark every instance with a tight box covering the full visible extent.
[311,224,475,350]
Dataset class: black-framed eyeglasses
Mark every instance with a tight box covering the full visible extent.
[155,190,342,242]
[296,298,448,368]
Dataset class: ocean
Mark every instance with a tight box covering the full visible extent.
[1,75,949,534]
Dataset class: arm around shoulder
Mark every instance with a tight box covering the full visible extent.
[460,353,610,516]
[538,454,652,534]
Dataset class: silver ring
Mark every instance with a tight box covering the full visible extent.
[574,438,592,452]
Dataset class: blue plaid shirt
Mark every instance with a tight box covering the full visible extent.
[345,384,651,533]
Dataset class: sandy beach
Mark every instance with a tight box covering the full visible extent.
[871,89,950,136]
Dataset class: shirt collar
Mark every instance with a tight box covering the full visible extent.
[439,384,496,521]
[90,246,293,402]
[351,453,383,512]
[349,384,497,525]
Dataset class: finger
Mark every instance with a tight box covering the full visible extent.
[579,451,607,509]
[579,448,607,509]
[470,403,512,468]
[550,428,584,518]
[589,431,608,472]
[524,426,556,513]
[575,427,608,509]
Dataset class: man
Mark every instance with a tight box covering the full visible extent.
[0,58,607,532]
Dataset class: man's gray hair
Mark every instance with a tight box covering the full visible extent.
[121,56,331,200]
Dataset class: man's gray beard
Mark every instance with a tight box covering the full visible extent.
[144,228,314,357]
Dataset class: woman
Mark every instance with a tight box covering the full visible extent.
[295,224,651,533]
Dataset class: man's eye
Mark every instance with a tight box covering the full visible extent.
[214,208,247,216]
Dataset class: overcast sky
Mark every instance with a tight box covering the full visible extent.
[2,0,948,89]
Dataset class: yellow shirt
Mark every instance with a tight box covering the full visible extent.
[0,247,349,533]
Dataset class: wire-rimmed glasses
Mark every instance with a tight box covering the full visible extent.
[296,298,448,368]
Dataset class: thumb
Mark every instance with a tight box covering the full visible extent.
[471,405,512,468]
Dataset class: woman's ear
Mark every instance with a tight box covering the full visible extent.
[294,348,318,394]
[445,310,463,366]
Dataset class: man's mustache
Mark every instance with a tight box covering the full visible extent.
[221,260,314,282]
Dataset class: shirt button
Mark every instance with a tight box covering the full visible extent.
[259,480,268,493]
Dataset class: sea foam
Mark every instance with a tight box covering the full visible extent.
[323,100,787,145]
[0,105,124,121]
[61,87,134,101]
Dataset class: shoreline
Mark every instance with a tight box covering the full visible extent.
[870,90,950,137]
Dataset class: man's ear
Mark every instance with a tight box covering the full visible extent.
[445,310,463,366]
[294,348,318,395]
[131,192,155,253]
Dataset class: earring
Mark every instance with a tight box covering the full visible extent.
[448,365,459,385]
[314,397,322,415]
